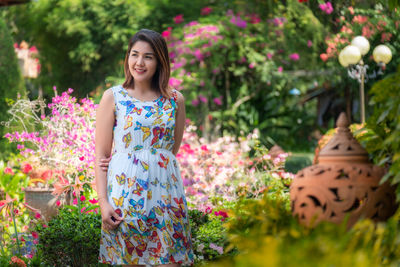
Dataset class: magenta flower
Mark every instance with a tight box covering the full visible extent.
[191,99,200,107]
[198,95,208,103]
[193,49,203,61]
[249,14,261,24]
[307,40,313,47]
[169,77,183,88]
[289,53,300,61]
[249,62,255,69]
[267,53,273,59]
[201,6,212,15]
[213,96,223,106]
[174,14,184,24]
[89,198,98,204]
[230,16,247,28]
[278,66,283,72]
[161,27,172,40]
[319,2,333,14]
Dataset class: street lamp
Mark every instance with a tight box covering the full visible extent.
[338,36,392,124]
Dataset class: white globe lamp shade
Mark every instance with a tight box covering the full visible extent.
[351,36,370,55]
[373,45,392,64]
[338,50,349,67]
[341,45,361,65]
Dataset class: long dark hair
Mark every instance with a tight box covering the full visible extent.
[122,29,171,98]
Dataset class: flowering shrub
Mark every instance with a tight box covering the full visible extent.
[163,4,324,147]
[178,123,294,210]
[4,88,97,185]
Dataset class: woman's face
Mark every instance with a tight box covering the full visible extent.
[128,40,158,85]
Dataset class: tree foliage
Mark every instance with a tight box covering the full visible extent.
[5,0,150,97]
[0,17,26,159]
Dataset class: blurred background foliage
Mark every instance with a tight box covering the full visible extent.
[1,0,400,155]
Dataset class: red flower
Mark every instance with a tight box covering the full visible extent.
[22,163,33,174]
[32,231,39,239]
[174,14,184,24]
[201,6,212,15]
[320,53,328,62]
[79,156,85,161]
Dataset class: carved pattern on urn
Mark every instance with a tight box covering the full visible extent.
[290,113,397,227]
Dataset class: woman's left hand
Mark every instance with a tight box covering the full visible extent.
[99,156,112,172]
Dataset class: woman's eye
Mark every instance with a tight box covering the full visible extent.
[146,56,153,59]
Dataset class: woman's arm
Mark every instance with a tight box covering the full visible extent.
[95,88,122,229]
[172,91,186,156]
[95,89,115,200]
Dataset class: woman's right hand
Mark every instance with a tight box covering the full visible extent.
[99,156,112,172]
[99,199,123,230]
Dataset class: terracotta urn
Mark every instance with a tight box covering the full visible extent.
[290,113,397,227]
[24,187,71,221]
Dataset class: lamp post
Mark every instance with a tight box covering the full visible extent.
[338,36,392,124]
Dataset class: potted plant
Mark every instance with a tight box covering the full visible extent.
[3,88,97,220]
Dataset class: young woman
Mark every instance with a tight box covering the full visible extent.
[95,29,194,267]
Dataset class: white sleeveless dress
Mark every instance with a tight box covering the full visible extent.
[99,85,194,266]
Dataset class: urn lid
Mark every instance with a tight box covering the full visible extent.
[318,112,368,162]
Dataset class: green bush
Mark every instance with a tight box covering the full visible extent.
[209,191,400,267]
[0,17,26,160]
[189,209,233,264]
[35,205,102,267]
[355,65,400,200]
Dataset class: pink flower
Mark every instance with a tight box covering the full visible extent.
[200,145,208,152]
[319,2,333,14]
[320,53,328,62]
[31,231,39,239]
[34,213,41,219]
[191,99,200,107]
[307,40,313,47]
[278,66,283,72]
[22,163,32,174]
[230,16,247,28]
[194,49,203,61]
[162,27,172,40]
[169,77,183,88]
[174,14,184,24]
[209,243,224,254]
[348,6,354,15]
[73,198,78,205]
[201,6,212,15]
[56,200,61,206]
[42,224,48,228]
[89,198,98,204]
[213,96,222,106]
[33,239,38,245]
[205,206,213,214]
[79,156,85,161]
[4,167,14,175]
[289,53,300,61]
[267,53,273,59]
[249,14,261,24]
[198,95,207,103]
[80,195,86,202]
[249,62,256,68]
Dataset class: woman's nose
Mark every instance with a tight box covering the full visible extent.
[136,56,145,65]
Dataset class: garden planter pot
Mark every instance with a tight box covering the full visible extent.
[24,187,71,221]
[290,113,397,228]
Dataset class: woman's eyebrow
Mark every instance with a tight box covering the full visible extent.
[131,50,154,55]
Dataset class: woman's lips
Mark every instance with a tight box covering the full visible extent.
[135,68,146,74]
